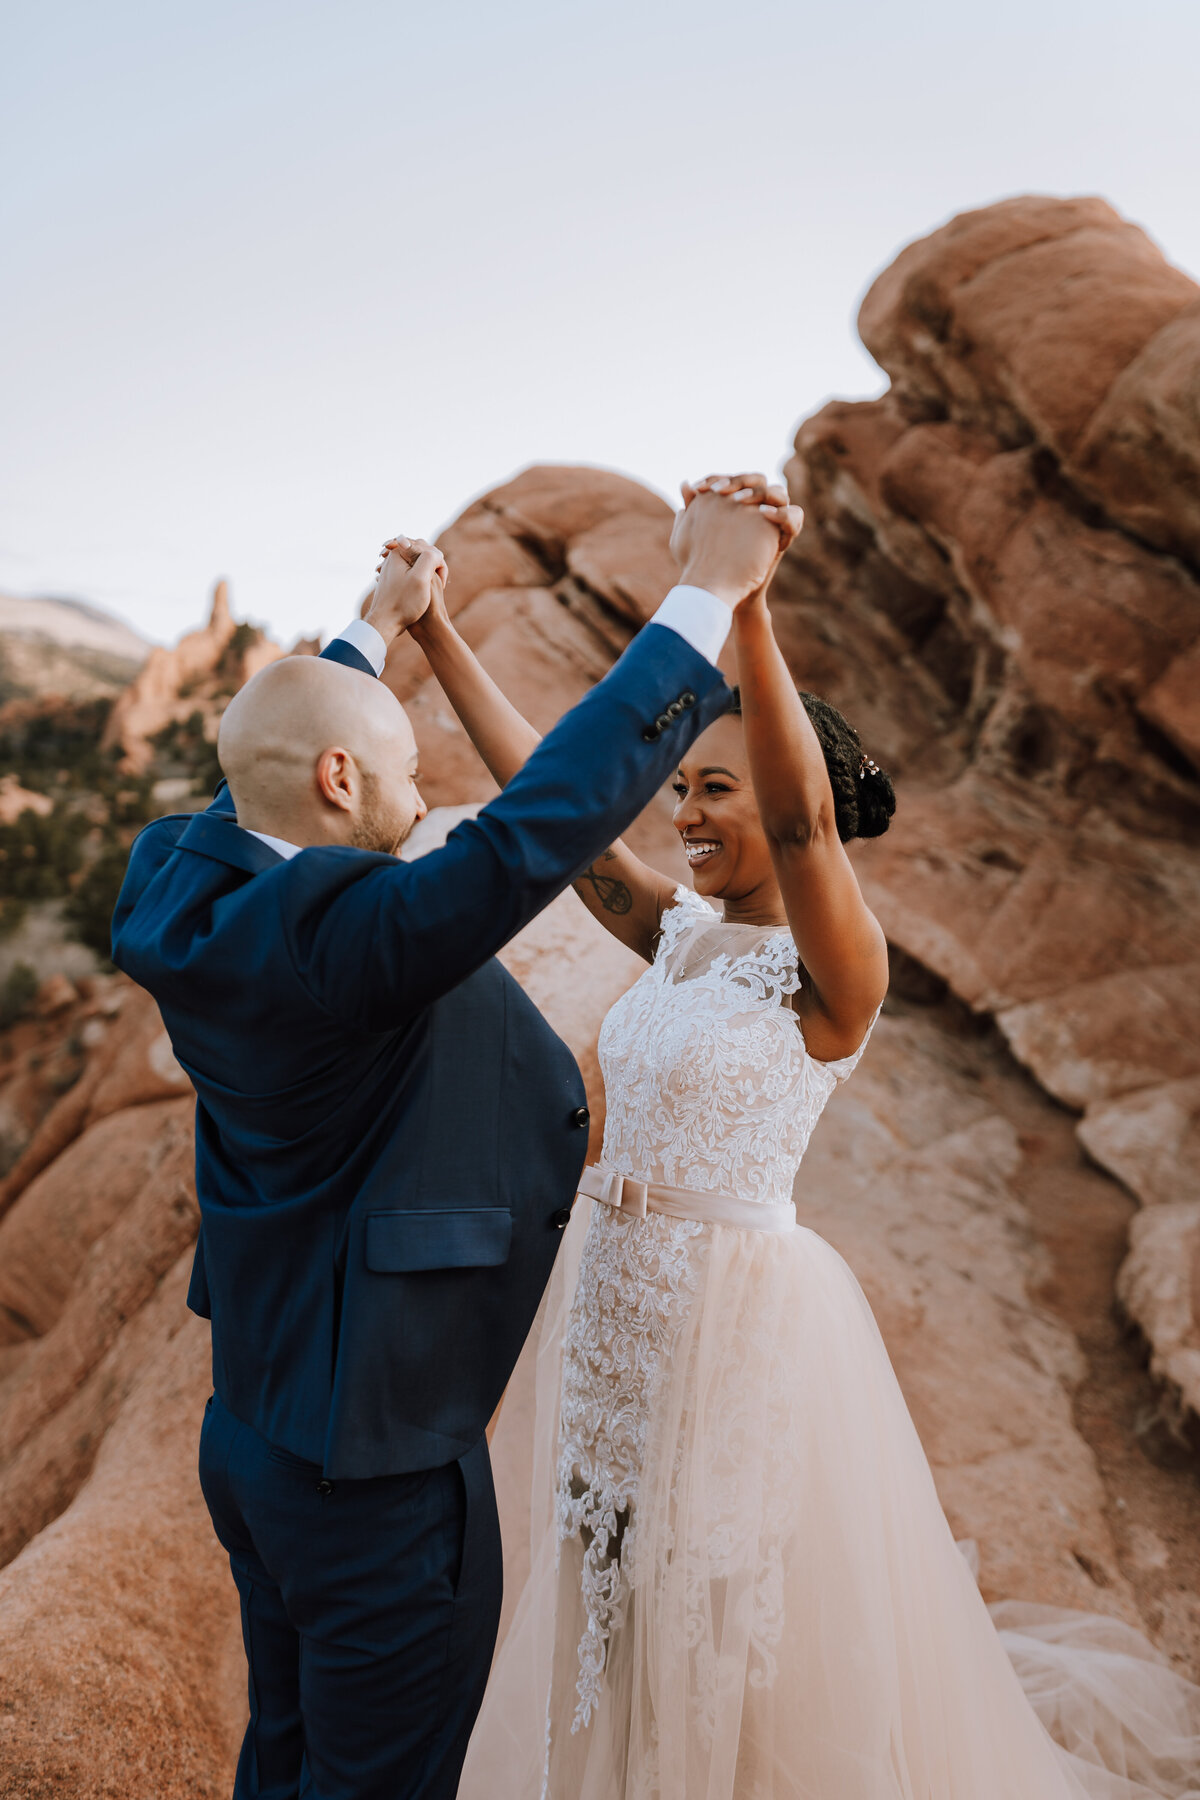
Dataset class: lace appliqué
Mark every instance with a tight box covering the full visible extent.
[552,889,879,1742]
[555,1205,707,1730]
[596,891,845,1208]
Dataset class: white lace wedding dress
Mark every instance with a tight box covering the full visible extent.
[460,888,1200,1800]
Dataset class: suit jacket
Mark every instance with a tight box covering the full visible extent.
[112,626,728,1476]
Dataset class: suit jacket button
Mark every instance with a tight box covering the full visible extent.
[655,712,672,731]
[642,724,661,742]
[552,1207,572,1230]
[315,1478,335,1496]
[571,1106,590,1129]
[666,701,683,719]
[680,690,696,708]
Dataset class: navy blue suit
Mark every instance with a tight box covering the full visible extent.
[112,624,728,1798]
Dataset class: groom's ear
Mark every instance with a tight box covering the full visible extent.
[315,747,356,812]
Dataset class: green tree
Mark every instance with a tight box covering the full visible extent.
[0,805,87,902]
[0,961,38,1028]
[64,842,131,960]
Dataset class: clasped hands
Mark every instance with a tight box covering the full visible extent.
[670,473,803,614]
[365,472,804,644]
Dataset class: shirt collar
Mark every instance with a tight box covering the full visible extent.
[243,828,302,861]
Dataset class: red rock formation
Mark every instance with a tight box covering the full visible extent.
[0,975,237,1792]
[0,1261,245,1797]
[101,578,290,773]
[377,465,674,710]
[775,195,1200,1433]
[857,197,1200,568]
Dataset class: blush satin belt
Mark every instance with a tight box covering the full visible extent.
[577,1163,796,1235]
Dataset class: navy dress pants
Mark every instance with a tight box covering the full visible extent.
[199,1394,503,1800]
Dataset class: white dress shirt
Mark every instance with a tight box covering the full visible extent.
[245,828,303,861]
[244,585,732,860]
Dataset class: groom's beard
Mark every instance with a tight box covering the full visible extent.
[349,769,409,857]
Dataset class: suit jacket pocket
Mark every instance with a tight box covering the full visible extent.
[365,1208,513,1273]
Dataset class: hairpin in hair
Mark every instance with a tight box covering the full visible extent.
[858,754,880,780]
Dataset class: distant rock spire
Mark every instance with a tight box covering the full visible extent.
[100,574,281,769]
[208,579,232,634]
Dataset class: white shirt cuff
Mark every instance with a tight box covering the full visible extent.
[333,617,387,676]
[649,585,731,667]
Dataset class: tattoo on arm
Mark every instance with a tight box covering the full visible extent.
[574,848,634,915]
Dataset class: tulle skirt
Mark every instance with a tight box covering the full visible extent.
[460,1202,1200,1800]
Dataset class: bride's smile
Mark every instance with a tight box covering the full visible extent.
[681,836,721,867]
[672,715,786,925]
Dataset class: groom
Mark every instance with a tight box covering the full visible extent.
[111,480,794,1799]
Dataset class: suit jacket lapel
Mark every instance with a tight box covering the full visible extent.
[177,812,286,877]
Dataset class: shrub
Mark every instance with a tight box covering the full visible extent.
[65,842,132,960]
[150,711,222,795]
[0,699,114,788]
[0,961,38,1028]
[0,897,26,939]
[0,805,87,902]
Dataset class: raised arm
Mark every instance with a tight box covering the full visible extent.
[200,543,446,821]
[292,493,815,1025]
[376,486,803,962]
[390,577,674,959]
[293,618,732,1027]
[731,587,889,1062]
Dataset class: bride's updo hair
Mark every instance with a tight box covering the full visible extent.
[727,686,896,842]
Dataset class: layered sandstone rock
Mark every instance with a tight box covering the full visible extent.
[0,1259,245,1797]
[378,464,674,707]
[1117,1202,1200,1442]
[778,194,1200,1430]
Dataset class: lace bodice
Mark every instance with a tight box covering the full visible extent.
[597,886,869,1206]
[552,890,878,1744]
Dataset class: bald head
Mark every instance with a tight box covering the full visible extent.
[219,656,426,854]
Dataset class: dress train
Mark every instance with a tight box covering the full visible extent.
[463,1203,1200,1800]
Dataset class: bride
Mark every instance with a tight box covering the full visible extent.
[394,476,1200,1799]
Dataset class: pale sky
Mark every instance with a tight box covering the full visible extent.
[3,0,1198,648]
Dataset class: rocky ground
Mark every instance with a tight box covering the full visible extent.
[0,194,1197,1794]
